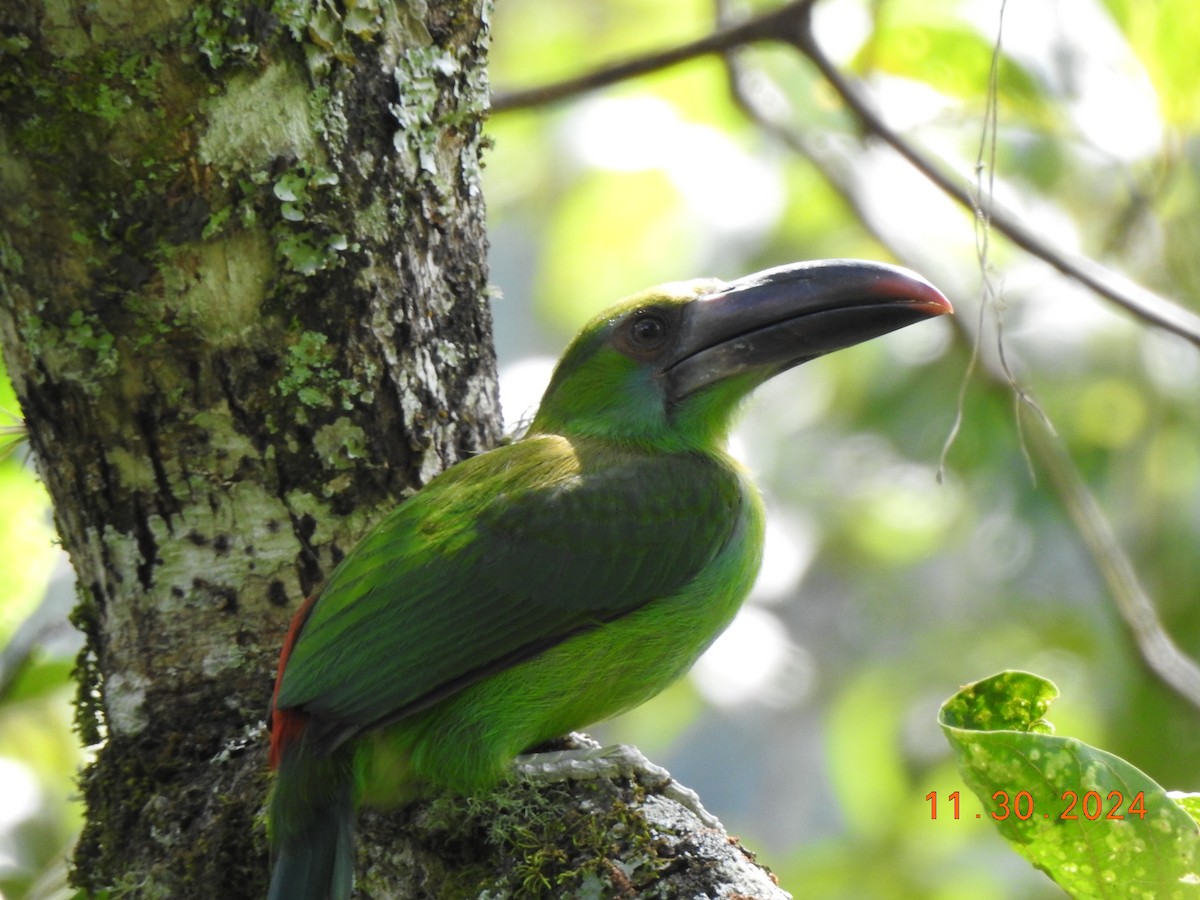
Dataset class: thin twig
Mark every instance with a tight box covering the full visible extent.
[490,0,816,113]
[966,0,1048,484]
[491,0,1200,351]
[789,17,1200,351]
[939,0,1003,483]
[1026,415,1200,708]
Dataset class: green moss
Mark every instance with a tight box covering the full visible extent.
[268,0,388,76]
[68,590,105,748]
[71,680,273,897]
[17,307,119,394]
[394,777,669,900]
[2,39,171,180]
[190,0,273,70]
[0,228,25,277]
[269,164,356,275]
[272,314,377,419]
[0,27,209,315]
[276,329,355,408]
[201,205,233,239]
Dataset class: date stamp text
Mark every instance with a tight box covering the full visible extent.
[926,789,1148,821]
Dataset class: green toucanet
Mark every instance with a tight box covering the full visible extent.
[266,259,952,899]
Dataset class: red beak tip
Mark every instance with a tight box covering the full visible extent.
[924,294,954,316]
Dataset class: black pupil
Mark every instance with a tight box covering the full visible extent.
[632,315,665,345]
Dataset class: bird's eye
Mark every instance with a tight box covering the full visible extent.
[629,312,668,349]
[613,307,677,360]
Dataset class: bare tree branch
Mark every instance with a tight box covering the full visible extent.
[1025,416,1200,708]
[490,0,815,113]
[491,0,1200,351]
[788,14,1200,351]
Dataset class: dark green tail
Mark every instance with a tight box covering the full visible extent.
[267,736,357,900]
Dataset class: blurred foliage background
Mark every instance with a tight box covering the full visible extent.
[3,0,1200,897]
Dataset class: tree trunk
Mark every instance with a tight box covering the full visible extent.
[0,0,496,893]
[0,2,788,897]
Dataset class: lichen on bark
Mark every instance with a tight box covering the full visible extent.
[0,0,497,894]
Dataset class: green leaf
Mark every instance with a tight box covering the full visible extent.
[1104,0,1200,126]
[860,18,1050,123]
[940,671,1200,898]
[1174,795,1200,830]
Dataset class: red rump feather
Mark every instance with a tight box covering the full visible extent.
[269,594,320,769]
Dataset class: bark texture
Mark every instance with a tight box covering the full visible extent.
[0,0,496,894]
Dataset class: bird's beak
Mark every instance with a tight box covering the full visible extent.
[664,259,952,402]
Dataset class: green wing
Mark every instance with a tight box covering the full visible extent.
[275,435,742,742]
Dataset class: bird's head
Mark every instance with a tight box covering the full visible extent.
[529,259,952,453]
